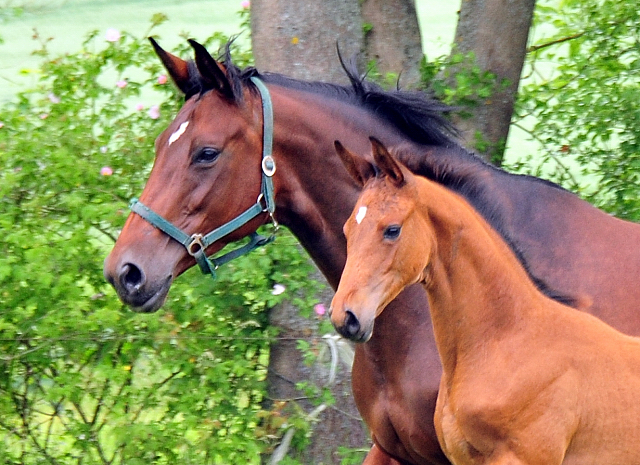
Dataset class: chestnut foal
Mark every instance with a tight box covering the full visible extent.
[331,138,640,465]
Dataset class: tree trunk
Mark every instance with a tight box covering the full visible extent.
[362,0,423,88]
[251,3,370,462]
[250,0,364,83]
[451,0,535,164]
[265,268,367,464]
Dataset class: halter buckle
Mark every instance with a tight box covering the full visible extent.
[187,234,205,256]
[261,155,276,177]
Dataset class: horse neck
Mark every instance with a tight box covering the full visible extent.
[269,85,406,288]
[416,179,547,371]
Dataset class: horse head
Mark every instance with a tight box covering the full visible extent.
[103,39,274,312]
[330,138,432,342]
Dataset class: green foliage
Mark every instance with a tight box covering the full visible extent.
[513,0,640,220]
[0,14,323,464]
[419,50,508,161]
[336,446,368,465]
[420,50,507,115]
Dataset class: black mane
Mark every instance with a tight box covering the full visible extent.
[193,44,576,308]
[193,45,460,148]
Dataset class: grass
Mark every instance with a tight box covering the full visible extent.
[0,0,245,103]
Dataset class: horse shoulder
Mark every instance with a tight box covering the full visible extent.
[435,337,582,464]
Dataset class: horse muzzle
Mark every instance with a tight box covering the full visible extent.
[103,257,173,313]
[330,307,374,343]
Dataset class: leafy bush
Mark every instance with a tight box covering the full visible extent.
[513,0,640,220]
[0,14,320,464]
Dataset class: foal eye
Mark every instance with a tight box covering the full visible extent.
[193,147,221,164]
[383,225,402,240]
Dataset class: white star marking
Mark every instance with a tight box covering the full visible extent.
[356,206,367,225]
[168,121,189,146]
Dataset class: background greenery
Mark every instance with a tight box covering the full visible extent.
[0,0,638,463]
[0,11,328,464]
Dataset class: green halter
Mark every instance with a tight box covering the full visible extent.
[129,77,278,278]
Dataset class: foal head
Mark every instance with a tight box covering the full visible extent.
[331,138,433,342]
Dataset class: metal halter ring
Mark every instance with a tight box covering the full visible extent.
[187,234,205,256]
[262,155,276,177]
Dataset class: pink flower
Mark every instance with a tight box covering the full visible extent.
[148,105,160,119]
[48,93,60,104]
[157,74,168,85]
[241,0,250,8]
[0,122,4,128]
[314,303,326,316]
[116,80,127,88]
[105,28,121,42]
[135,103,144,111]
[100,166,113,176]
[39,113,48,120]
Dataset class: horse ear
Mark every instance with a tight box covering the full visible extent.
[188,39,235,100]
[149,37,194,95]
[334,141,376,187]
[370,137,405,187]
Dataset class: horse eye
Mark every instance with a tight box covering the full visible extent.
[383,225,401,240]
[193,147,221,165]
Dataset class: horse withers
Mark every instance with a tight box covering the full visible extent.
[331,138,640,465]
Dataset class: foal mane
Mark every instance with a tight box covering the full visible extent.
[189,43,577,308]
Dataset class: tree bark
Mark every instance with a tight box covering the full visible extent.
[251,0,364,83]
[252,3,370,462]
[362,0,423,88]
[451,0,536,164]
[265,268,366,464]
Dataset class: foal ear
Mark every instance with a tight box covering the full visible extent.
[334,141,376,187]
[188,39,235,100]
[149,37,193,95]
[370,137,405,187]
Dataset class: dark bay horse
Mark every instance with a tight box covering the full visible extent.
[104,39,640,465]
[331,138,640,465]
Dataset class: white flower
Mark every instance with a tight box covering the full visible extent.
[148,105,160,119]
[271,284,286,296]
[105,28,121,42]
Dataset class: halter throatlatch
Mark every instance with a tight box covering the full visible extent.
[129,76,278,278]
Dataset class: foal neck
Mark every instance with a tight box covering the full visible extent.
[416,179,548,367]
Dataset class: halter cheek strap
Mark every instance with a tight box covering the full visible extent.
[129,76,278,278]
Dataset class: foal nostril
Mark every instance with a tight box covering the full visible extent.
[120,263,145,293]
[344,310,361,338]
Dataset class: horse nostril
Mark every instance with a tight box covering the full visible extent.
[344,310,361,338]
[120,263,145,292]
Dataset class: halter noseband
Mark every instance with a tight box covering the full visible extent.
[129,77,278,278]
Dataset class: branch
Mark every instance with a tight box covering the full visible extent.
[18,366,61,465]
[511,122,581,188]
[527,32,584,53]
